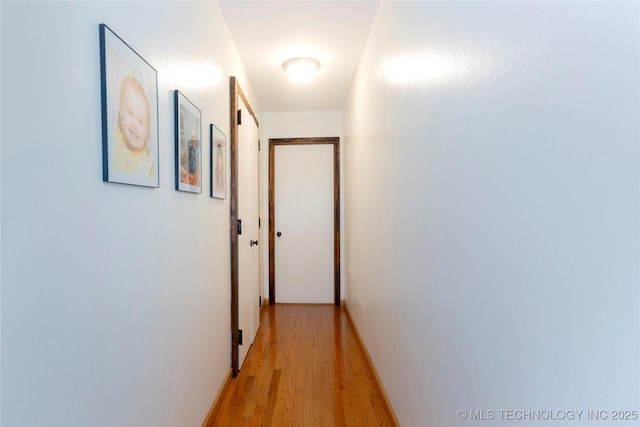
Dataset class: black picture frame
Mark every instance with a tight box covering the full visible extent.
[210,124,227,199]
[174,90,202,193]
[99,23,159,187]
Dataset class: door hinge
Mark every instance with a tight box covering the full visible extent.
[258,139,261,151]
[258,217,261,229]
[237,109,242,125]
[259,296,262,307]
[237,219,242,235]
[238,329,243,345]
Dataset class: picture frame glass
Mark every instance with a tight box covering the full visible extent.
[100,24,159,187]
[210,124,227,199]
[175,90,202,193]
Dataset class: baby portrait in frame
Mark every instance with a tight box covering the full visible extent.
[99,23,159,187]
[210,124,227,199]
[175,90,202,194]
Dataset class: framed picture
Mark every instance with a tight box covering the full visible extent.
[175,90,202,193]
[210,124,227,199]
[99,24,159,187]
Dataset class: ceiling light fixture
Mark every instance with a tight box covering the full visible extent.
[283,57,321,84]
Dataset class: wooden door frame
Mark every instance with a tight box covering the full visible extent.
[230,76,259,378]
[268,137,341,306]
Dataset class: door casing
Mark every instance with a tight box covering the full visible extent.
[268,137,341,306]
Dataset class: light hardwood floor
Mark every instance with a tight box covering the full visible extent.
[207,304,397,426]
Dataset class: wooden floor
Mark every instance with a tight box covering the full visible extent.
[208,304,397,426]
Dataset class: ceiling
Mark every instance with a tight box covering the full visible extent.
[218,0,380,112]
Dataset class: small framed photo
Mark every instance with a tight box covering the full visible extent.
[175,90,202,193]
[210,124,227,199]
[99,24,159,187]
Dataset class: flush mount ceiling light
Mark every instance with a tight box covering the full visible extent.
[282,57,321,84]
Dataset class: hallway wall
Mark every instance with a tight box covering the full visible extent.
[344,2,639,426]
[1,1,257,424]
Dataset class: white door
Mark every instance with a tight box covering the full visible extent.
[249,117,261,343]
[274,144,334,303]
[237,98,260,369]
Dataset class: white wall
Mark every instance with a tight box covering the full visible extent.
[261,111,345,302]
[1,1,258,425]
[344,2,639,426]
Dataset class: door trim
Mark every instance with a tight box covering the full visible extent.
[268,137,341,306]
[230,76,259,377]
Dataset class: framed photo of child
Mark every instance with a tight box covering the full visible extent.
[210,124,227,199]
[174,91,202,194]
[99,24,159,188]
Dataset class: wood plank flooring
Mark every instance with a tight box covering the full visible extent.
[208,304,397,426]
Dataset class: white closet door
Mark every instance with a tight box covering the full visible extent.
[274,144,334,303]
